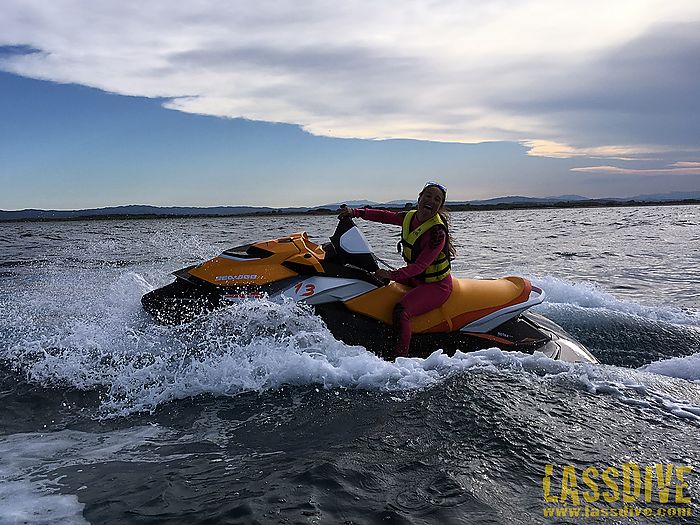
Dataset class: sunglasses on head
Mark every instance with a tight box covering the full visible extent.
[423,181,447,194]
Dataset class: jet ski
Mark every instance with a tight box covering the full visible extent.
[142,216,597,363]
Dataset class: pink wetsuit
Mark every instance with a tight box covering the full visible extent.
[352,208,453,357]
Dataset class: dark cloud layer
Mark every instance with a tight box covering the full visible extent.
[171,44,418,76]
[499,22,700,149]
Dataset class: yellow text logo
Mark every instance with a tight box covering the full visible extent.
[542,463,692,506]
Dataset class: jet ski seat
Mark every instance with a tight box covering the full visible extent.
[345,277,532,333]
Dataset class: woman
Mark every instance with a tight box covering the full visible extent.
[338,182,455,358]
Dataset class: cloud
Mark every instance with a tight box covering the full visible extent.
[522,140,675,160]
[672,161,700,168]
[502,21,700,155]
[571,163,700,176]
[1,0,700,152]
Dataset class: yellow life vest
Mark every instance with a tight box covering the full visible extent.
[400,210,451,283]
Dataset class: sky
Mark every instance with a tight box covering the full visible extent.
[1,0,699,210]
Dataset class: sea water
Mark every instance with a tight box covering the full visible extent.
[0,205,698,524]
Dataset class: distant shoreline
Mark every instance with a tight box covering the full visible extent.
[1,199,698,223]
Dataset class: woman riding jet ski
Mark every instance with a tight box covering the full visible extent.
[339,182,456,359]
[141,187,597,364]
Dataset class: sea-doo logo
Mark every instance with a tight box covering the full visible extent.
[224,292,265,301]
[215,274,258,281]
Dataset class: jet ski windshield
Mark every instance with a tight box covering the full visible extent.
[327,216,379,273]
[339,223,372,255]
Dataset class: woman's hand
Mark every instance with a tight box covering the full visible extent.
[373,269,392,281]
[337,207,354,219]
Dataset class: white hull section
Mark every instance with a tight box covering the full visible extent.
[280,276,377,305]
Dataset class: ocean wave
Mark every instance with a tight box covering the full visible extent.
[1,266,698,422]
[531,274,700,326]
[3,296,699,425]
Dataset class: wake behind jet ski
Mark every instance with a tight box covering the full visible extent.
[141,216,597,364]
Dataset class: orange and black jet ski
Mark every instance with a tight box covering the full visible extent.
[142,216,597,363]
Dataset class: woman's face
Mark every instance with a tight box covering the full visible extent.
[417,186,444,218]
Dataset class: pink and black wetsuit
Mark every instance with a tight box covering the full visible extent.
[351,208,453,357]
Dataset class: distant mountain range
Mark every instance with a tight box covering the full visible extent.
[1,192,698,221]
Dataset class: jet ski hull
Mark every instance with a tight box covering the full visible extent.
[141,276,596,363]
[141,271,297,326]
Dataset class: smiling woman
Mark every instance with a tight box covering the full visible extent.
[338,182,456,358]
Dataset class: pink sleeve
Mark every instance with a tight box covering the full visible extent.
[352,208,404,226]
[390,226,446,281]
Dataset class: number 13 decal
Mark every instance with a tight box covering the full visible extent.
[294,282,316,297]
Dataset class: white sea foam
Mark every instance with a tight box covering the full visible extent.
[0,426,165,525]
[640,352,700,383]
[531,275,700,326]
[0,481,87,525]
[2,265,699,423]
[584,369,700,422]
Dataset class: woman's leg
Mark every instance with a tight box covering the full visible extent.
[392,279,452,357]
